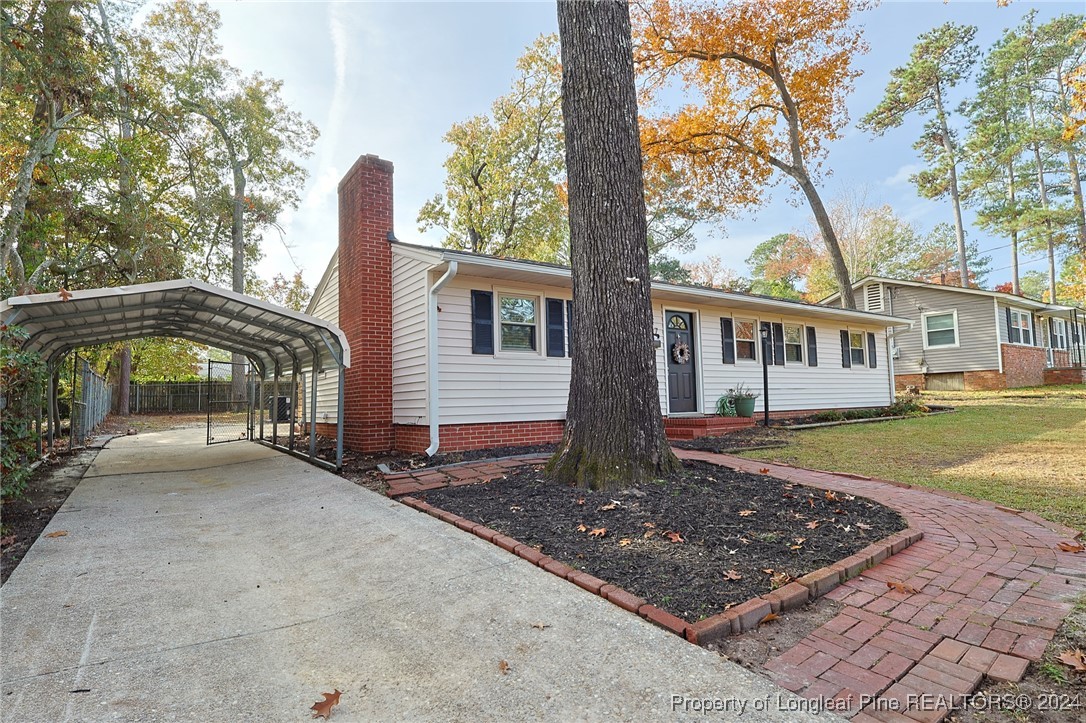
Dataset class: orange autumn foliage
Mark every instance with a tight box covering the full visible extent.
[633,0,868,214]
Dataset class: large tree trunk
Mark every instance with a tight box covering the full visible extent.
[114,344,131,415]
[546,0,678,490]
[1026,97,1058,302]
[933,84,969,287]
[230,164,248,402]
[795,174,854,308]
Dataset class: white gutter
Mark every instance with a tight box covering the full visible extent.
[425,261,458,456]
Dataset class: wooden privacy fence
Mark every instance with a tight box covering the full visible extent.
[129,381,238,413]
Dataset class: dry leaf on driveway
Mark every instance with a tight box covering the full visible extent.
[1057,541,1085,553]
[498,660,511,675]
[44,531,68,538]
[310,690,342,719]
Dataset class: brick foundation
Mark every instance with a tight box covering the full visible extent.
[964,370,1007,390]
[1000,343,1047,389]
[338,155,395,452]
[1043,367,1086,386]
[393,421,566,453]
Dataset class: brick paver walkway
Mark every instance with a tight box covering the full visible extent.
[384,449,1085,722]
[677,449,1086,722]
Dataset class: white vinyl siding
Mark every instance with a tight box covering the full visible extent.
[437,276,895,425]
[692,310,892,415]
[436,278,572,425]
[304,258,341,423]
[391,253,431,425]
[889,285,1000,375]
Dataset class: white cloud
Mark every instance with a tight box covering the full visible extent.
[883,163,923,187]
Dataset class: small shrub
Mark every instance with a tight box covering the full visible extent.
[887,395,929,417]
[1,325,47,498]
[811,410,845,423]
[843,408,882,421]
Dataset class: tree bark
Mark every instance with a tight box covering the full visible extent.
[546,0,678,490]
[933,83,969,287]
[1056,65,1086,253]
[795,173,853,308]
[114,344,131,415]
[1026,96,1058,302]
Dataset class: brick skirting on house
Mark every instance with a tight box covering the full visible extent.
[1000,343,1047,388]
[1044,367,1086,385]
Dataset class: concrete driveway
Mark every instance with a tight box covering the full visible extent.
[1,428,827,722]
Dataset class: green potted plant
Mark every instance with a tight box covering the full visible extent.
[719,383,759,418]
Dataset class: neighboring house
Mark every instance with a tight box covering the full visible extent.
[307,155,911,455]
[822,277,1086,391]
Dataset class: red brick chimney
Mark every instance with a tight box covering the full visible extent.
[338,154,394,452]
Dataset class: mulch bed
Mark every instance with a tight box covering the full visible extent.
[421,459,906,623]
[672,426,794,452]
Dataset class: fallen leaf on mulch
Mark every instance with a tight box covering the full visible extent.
[44,531,68,538]
[824,490,839,502]
[771,571,793,587]
[588,528,607,538]
[857,522,872,530]
[887,581,919,595]
[600,500,621,511]
[762,568,775,574]
[643,529,656,539]
[782,492,795,499]
[619,538,632,547]
[576,498,585,506]
[0,535,16,548]
[738,510,756,517]
[806,521,820,530]
[666,531,684,544]
[576,524,588,532]
[724,569,743,581]
[310,690,342,719]
[643,522,656,529]
[498,660,510,675]
[1057,649,1086,673]
[760,612,780,626]
[1057,541,1085,553]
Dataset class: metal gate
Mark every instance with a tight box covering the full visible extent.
[206,360,254,445]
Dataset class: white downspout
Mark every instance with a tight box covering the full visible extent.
[426,261,458,456]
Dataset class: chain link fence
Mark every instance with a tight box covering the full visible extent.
[69,356,112,450]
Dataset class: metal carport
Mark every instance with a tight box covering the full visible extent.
[0,279,350,469]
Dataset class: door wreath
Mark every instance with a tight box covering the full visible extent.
[671,340,691,364]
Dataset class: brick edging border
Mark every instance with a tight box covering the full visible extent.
[395,493,923,647]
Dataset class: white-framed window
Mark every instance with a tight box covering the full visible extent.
[849,330,866,367]
[1052,318,1067,350]
[922,311,959,349]
[735,318,757,360]
[783,323,804,363]
[1009,309,1033,345]
[498,294,538,352]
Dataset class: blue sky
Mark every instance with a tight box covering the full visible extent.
[183,0,1083,290]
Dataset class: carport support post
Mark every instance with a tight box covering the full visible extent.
[336,365,344,470]
[259,376,265,441]
[272,366,279,447]
[309,369,317,459]
[288,362,298,452]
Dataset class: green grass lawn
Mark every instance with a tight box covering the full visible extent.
[740,385,1086,533]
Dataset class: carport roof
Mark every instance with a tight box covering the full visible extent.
[0,279,350,376]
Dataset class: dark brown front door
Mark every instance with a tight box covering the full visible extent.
[666,311,697,413]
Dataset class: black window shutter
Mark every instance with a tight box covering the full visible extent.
[720,318,736,364]
[470,290,493,354]
[772,322,785,366]
[569,297,577,353]
[840,330,851,368]
[760,321,772,364]
[1005,307,1018,344]
[1048,318,1055,348]
[546,298,565,357]
[806,326,818,367]
[867,332,877,368]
